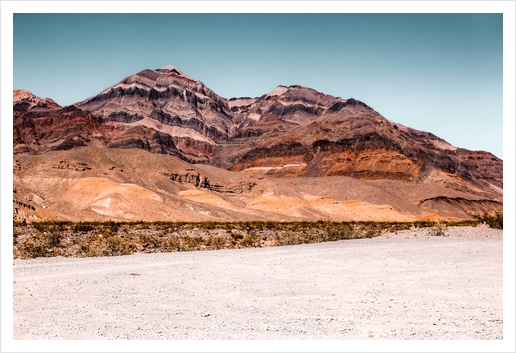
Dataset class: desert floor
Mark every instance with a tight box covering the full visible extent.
[13,226,502,340]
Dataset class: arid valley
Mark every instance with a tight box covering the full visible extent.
[11,64,504,343]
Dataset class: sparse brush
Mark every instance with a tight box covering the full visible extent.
[474,211,503,229]
[428,222,449,237]
[81,234,134,257]
[19,231,63,259]
[205,236,227,250]
[13,219,494,259]
[198,221,218,230]
[73,222,94,233]
[179,235,204,251]
[239,234,260,248]
[448,220,479,227]
[273,230,305,246]
[138,233,165,249]
[230,232,245,244]
[163,237,181,252]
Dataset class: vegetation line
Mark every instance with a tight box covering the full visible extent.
[13,213,502,260]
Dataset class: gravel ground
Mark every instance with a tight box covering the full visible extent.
[13,226,503,340]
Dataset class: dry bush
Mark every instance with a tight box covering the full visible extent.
[138,232,167,249]
[205,236,227,250]
[19,231,63,259]
[81,235,134,257]
[428,222,449,237]
[73,222,94,233]
[239,234,260,248]
[230,232,245,245]
[179,236,204,251]
[16,220,475,259]
[474,211,503,229]
[164,237,181,252]
[273,231,304,246]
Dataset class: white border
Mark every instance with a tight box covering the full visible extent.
[2,1,514,352]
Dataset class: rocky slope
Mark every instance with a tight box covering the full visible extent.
[76,65,233,162]
[12,66,503,221]
[13,147,502,222]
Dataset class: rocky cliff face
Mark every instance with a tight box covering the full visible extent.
[215,90,502,192]
[13,103,103,155]
[75,65,233,162]
[13,65,503,220]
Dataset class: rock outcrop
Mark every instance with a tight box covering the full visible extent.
[159,170,256,194]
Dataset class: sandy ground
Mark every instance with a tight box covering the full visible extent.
[13,227,503,340]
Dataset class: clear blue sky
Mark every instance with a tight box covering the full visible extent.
[13,13,503,158]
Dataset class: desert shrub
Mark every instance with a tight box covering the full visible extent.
[230,232,244,243]
[326,222,356,240]
[474,211,503,229]
[164,237,181,252]
[73,222,94,233]
[239,234,260,248]
[448,219,479,227]
[19,231,63,259]
[428,222,449,237]
[205,236,227,250]
[102,221,120,233]
[15,219,491,259]
[179,236,204,251]
[138,233,164,249]
[81,235,134,257]
[32,220,68,233]
[199,221,218,230]
[274,230,305,246]
[412,220,438,229]
[104,236,133,256]
[363,227,381,239]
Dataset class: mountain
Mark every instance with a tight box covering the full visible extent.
[14,89,61,111]
[75,65,233,162]
[12,66,503,222]
[13,90,103,155]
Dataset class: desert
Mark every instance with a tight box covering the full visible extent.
[11,64,505,344]
[7,12,511,351]
[13,226,502,340]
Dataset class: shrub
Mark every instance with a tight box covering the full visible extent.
[428,222,449,237]
[230,232,245,244]
[164,237,181,252]
[179,236,204,251]
[274,230,305,246]
[239,234,260,248]
[474,211,503,229]
[138,233,166,249]
[104,236,133,256]
[19,231,62,259]
[73,222,94,233]
[205,236,227,249]
[81,234,134,257]
[199,221,218,230]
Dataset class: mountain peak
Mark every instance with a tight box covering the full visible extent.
[156,65,193,80]
[13,89,61,110]
[13,89,36,102]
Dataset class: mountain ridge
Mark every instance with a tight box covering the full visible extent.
[12,65,503,222]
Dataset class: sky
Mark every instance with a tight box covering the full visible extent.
[13,13,503,158]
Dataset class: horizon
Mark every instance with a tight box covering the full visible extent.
[13,13,503,158]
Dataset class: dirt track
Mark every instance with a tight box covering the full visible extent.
[13,227,503,340]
